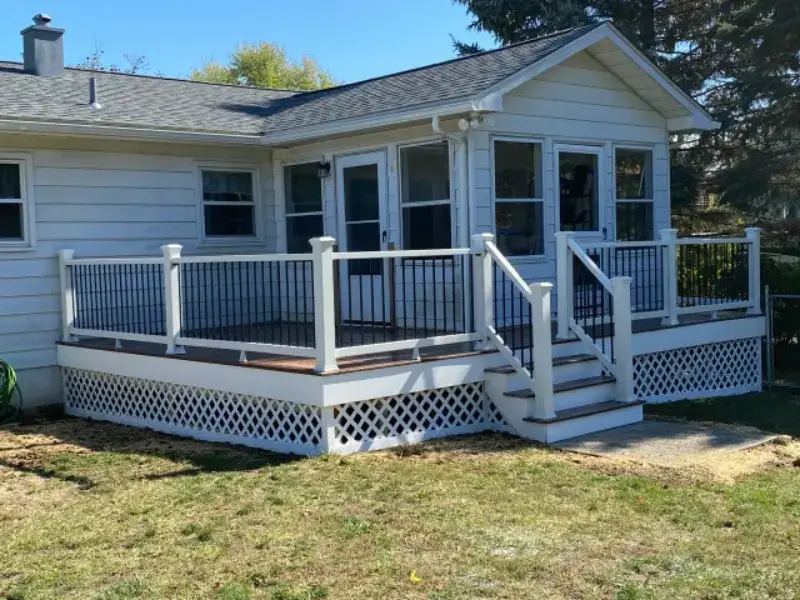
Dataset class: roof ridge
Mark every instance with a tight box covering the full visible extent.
[288,22,602,100]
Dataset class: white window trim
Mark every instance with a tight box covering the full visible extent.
[613,145,655,241]
[398,139,454,250]
[0,153,35,252]
[196,165,263,246]
[491,135,546,259]
[282,160,325,253]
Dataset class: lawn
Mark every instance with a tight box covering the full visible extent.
[646,390,800,437]
[0,403,798,600]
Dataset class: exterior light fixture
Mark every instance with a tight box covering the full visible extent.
[317,161,331,179]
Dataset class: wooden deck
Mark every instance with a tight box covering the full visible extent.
[59,311,756,376]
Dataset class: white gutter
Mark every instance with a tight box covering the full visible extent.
[262,97,488,147]
[0,118,266,146]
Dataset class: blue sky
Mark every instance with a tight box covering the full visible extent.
[1,1,496,83]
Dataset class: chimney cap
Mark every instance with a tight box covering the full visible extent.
[33,14,52,26]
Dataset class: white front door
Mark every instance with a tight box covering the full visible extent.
[555,144,607,246]
[336,151,389,323]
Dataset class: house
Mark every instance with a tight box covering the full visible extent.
[1,15,764,453]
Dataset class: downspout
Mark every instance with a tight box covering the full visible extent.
[432,116,469,249]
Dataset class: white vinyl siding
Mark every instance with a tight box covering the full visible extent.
[472,50,670,291]
[0,137,275,406]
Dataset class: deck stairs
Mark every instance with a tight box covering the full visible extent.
[484,337,644,444]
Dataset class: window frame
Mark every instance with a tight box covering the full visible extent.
[491,135,546,259]
[282,160,325,254]
[0,154,35,251]
[613,145,656,242]
[196,164,262,246]
[398,139,454,250]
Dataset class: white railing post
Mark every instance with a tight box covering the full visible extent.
[471,233,495,350]
[311,236,339,374]
[529,282,556,420]
[745,227,762,315]
[58,249,78,342]
[659,228,679,326]
[555,231,575,339]
[611,276,635,403]
[162,244,185,355]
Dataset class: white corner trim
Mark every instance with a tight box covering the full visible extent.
[474,22,716,130]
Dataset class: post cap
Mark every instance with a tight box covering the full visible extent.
[309,236,337,250]
[471,232,494,252]
[161,244,183,258]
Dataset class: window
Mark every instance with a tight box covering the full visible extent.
[494,140,544,256]
[400,142,452,250]
[615,148,654,241]
[0,161,28,245]
[284,163,324,253]
[201,169,257,239]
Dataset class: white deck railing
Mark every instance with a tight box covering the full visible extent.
[58,239,485,374]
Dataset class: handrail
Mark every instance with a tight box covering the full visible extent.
[176,253,313,264]
[675,237,749,245]
[567,238,613,292]
[476,234,556,419]
[485,241,533,301]
[334,248,470,260]
[65,257,162,266]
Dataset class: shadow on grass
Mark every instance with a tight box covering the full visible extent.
[645,391,800,437]
[0,412,302,487]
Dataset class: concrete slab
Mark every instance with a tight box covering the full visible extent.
[553,419,776,465]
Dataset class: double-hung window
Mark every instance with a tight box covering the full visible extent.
[284,163,324,253]
[400,141,452,250]
[200,169,257,240]
[615,148,654,241]
[0,159,31,247]
[494,139,544,256]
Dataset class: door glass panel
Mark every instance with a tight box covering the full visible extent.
[559,152,599,232]
[344,164,379,222]
[346,222,381,275]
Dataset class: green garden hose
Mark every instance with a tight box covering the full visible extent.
[0,359,22,421]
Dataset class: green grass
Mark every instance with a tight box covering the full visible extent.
[0,416,798,599]
[646,390,800,437]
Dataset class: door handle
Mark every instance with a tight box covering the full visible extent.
[602,227,608,241]
[382,230,388,243]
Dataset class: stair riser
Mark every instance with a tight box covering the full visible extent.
[490,360,602,393]
[543,404,644,443]
[555,382,616,411]
[551,338,610,360]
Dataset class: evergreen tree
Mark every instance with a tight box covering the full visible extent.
[452,0,800,231]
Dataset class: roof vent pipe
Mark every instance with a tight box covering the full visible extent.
[89,77,102,109]
[21,14,65,77]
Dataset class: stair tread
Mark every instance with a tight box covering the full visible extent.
[485,354,597,375]
[505,374,616,398]
[523,399,645,424]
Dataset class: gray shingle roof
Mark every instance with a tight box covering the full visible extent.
[0,24,599,137]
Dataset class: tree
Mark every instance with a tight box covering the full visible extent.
[190,43,335,90]
[452,0,800,234]
[73,45,150,74]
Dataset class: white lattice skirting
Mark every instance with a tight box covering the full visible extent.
[62,368,506,455]
[634,337,762,403]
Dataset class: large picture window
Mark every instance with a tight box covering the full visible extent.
[284,163,324,253]
[0,161,28,245]
[615,148,654,241]
[400,142,452,250]
[494,140,544,256]
[200,169,257,239]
